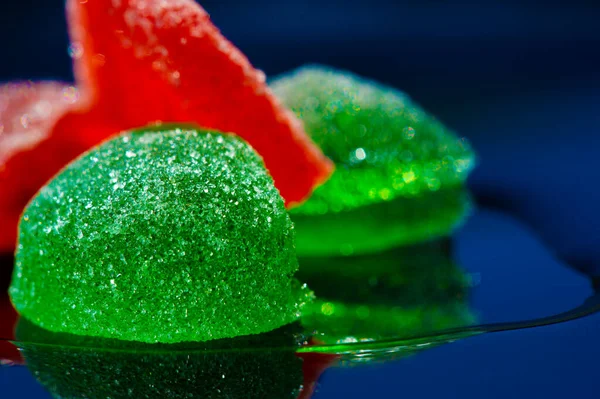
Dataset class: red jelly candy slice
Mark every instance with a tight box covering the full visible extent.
[0,0,333,253]
[67,0,333,205]
[0,82,82,252]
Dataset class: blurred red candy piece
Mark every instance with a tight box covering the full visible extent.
[0,82,82,252]
[0,0,332,252]
[0,82,115,252]
[67,0,332,204]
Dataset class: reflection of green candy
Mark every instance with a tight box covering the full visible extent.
[271,66,475,256]
[10,126,310,344]
[298,240,475,345]
[16,319,304,399]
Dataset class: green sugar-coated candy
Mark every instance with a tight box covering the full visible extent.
[16,319,305,399]
[292,187,471,257]
[271,66,476,256]
[271,66,476,212]
[9,126,310,343]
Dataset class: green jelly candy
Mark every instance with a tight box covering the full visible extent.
[9,126,310,343]
[292,187,471,257]
[271,66,476,256]
[16,319,304,399]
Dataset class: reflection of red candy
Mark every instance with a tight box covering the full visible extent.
[0,0,332,253]
[68,0,332,205]
[296,339,340,399]
[0,294,22,365]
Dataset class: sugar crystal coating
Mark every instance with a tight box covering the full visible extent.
[271,66,476,215]
[271,66,476,255]
[9,126,310,343]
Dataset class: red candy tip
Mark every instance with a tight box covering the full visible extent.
[0,0,333,252]
[67,0,333,205]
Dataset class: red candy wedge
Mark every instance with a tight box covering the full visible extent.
[0,82,82,252]
[68,0,332,205]
[0,0,332,252]
[0,82,116,252]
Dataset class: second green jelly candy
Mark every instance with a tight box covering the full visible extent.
[271,66,476,256]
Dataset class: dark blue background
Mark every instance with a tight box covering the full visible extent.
[1,0,599,397]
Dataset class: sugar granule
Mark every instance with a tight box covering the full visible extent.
[9,126,310,343]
